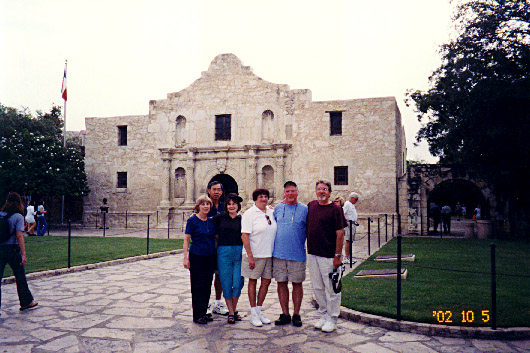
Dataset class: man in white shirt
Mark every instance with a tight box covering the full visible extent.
[342,192,359,262]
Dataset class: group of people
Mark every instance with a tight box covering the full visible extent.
[23,200,47,237]
[183,179,358,333]
[430,201,482,234]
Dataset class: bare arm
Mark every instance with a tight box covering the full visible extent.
[334,228,344,268]
[183,233,191,269]
[15,230,27,266]
[241,232,255,269]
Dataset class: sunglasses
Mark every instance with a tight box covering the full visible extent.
[265,214,272,225]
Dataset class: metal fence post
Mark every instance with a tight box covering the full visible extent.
[67,220,72,268]
[378,217,381,249]
[368,217,371,256]
[125,210,128,229]
[385,214,388,242]
[95,213,98,229]
[147,215,150,255]
[168,211,171,239]
[397,235,402,321]
[349,220,353,268]
[103,212,106,237]
[491,243,497,330]
[392,215,394,238]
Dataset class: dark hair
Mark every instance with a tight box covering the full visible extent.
[103,198,108,203]
[1,192,24,214]
[315,179,332,193]
[252,188,270,201]
[284,181,297,189]
[224,197,242,212]
[207,181,223,190]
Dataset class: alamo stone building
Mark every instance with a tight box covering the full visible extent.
[84,54,408,227]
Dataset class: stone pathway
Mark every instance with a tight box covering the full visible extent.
[1,252,528,352]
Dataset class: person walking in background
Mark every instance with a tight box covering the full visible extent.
[441,204,452,234]
[1,192,38,313]
[36,200,47,236]
[307,180,345,333]
[430,203,441,233]
[24,200,36,236]
[213,193,245,324]
[333,196,344,207]
[241,188,277,327]
[474,206,481,221]
[272,181,308,327]
[455,202,462,221]
[182,195,217,325]
[342,192,359,263]
[206,181,229,316]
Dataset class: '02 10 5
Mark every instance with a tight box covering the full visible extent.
[432,310,490,324]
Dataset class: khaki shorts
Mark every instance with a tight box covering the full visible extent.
[344,225,357,242]
[241,255,272,279]
[273,257,306,283]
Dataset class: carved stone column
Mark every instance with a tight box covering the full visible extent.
[275,148,285,202]
[246,149,257,207]
[159,149,171,207]
[184,150,196,206]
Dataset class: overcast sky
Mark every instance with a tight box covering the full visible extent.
[1,0,456,162]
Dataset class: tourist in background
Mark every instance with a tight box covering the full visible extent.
[342,192,359,263]
[36,200,47,236]
[1,192,38,312]
[333,196,344,207]
[24,200,36,236]
[241,188,277,327]
[441,204,452,234]
[213,193,245,324]
[182,195,216,325]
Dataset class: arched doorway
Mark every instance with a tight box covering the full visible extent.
[208,174,238,201]
[427,179,488,220]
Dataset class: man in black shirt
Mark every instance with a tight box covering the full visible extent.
[206,181,228,315]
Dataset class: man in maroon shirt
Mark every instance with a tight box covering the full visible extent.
[306,180,345,333]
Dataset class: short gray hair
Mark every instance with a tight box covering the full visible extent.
[349,192,359,200]
[315,179,332,192]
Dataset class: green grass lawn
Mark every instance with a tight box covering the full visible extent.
[341,237,530,328]
[3,236,183,276]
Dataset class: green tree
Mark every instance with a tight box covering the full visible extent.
[406,0,530,233]
[0,104,89,199]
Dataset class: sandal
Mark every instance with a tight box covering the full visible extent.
[20,301,38,311]
[228,314,235,324]
[234,311,242,321]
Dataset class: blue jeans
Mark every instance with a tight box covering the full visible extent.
[0,245,35,310]
[217,245,244,299]
[37,215,47,236]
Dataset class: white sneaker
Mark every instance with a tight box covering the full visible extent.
[258,311,271,324]
[206,303,212,316]
[314,318,327,329]
[321,321,336,333]
[213,301,229,315]
[250,312,263,327]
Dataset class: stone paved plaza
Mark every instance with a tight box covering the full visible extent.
[1,249,529,353]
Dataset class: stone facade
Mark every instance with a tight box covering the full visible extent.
[84,54,407,225]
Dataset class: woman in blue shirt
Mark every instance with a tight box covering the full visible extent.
[183,195,216,324]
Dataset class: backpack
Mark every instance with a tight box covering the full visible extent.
[0,213,14,242]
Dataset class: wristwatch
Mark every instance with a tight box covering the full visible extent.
[335,253,342,258]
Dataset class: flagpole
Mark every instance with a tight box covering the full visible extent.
[61,60,67,225]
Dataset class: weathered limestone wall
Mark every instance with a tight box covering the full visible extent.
[84,115,161,215]
[291,97,402,213]
[83,54,406,226]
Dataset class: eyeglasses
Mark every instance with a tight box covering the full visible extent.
[265,214,272,225]
[317,188,329,192]
[281,204,298,225]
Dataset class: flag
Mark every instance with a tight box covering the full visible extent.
[61,64,67,101]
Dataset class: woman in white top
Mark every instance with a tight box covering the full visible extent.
[24,200,36,236]
[241,188,277,327]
